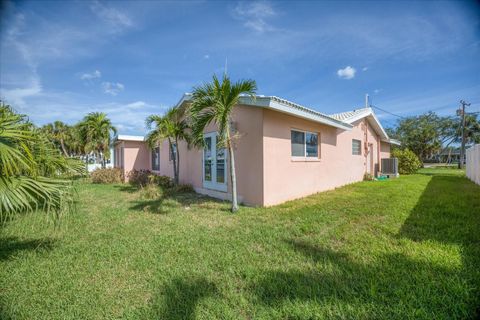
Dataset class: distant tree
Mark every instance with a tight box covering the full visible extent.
[388,112,455,161]
[190,74,257,213]
[78,112,116,168]
[462,114,480,145]
[41,121,71,157]
[145,106,189,185]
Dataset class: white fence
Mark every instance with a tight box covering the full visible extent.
[466,144,480,185]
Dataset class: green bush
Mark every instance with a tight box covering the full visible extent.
[170,183,194,193]
[127,170,174,188]
[127,169,151,187]
[150,175,174,189]
[91,168,124,184]
[392,148,422,174]
[139,184,163,200]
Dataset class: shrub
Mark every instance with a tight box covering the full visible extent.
[170,183,194,193]
[91,168,124,184]
[150,174,174,189]
[363,173,375,181]
[139,184,163,200]
[392,148,422,174]
[127,169,151,187]
[127,170,175,188]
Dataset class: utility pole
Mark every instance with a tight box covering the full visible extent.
[458,99,471,169]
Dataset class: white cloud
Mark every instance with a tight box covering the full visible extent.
[374,89,381,94]
[102,82,124,96]
[233,1,276,33]
[362,67,368,71]
[0,76,42,107]
[80,70,101,80]
[90,0,133,33]
[204,54,210,59]
[337,66,356,79]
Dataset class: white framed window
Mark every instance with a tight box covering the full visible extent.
[291,129,319,158]
[352,139,362,155]
[151,147,160,171]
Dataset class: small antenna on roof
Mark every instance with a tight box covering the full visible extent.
[365,94,369,108]
[224,57,228,77]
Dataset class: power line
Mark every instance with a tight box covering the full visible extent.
[370,104,405,119]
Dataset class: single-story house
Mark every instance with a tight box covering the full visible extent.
[113,94,400,206]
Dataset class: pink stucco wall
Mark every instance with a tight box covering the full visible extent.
[114,140,151,180]
[380,142,391,166]
[114,105,391,206]
[156,105,264,206]
[262,111,384,206]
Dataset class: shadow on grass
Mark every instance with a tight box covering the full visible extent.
[250,239,469,318]
[0,237,55,261]
[128,190,230,214]
[148,277,218,320]
[250,173,480,318]
[398,174,480,317]
[115,181,229,214]
[113,184,138,193]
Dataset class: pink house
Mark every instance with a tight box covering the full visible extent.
[113,94,400,206]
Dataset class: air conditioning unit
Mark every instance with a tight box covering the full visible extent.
[381,158,399,178]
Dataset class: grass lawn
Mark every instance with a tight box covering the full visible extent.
[1,168,479,319]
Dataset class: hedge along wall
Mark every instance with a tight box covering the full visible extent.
[466,144,480,185]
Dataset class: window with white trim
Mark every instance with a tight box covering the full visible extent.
[151,147,160,171]
[352,139,362,155]
[291,130,319,158]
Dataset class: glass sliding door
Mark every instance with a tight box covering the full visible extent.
[204,137,212,182]
[203,132,227,192]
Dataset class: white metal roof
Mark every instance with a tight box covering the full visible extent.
[174,93,400,145]
[176,93,352,130]
[115,135,145,142]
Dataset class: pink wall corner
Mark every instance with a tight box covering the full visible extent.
[118,141,151,180]
[156,105,264,206]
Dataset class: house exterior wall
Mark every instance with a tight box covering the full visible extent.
[113,105,391,206]
[156,105,264,206]
[380,142,391,166]
[114,140,151,180]
[261,111,385,206]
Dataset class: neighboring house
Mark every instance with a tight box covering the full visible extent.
[114,94,400,206]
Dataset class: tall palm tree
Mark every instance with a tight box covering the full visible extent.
[0,104,84,221]
[41,121,71,157]
[78,112,116,168]
[145,106,189,185]
[190,74,256,212]
[52,121,70,157]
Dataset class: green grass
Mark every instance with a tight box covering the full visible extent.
[1,168,479,319]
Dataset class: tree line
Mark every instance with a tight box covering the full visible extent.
[40,112,116,167]
[386,111,480,163]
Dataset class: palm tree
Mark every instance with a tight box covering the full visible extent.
[145,106,189,185]
[0,103,84,221]
[78,112,116,168]
[41,121,71,157]
[190,74,256,212]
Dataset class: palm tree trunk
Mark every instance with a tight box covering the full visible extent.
[169,138,178,185]
[60,139,69,157]
[175,137,180,185]
[227,133,238,213]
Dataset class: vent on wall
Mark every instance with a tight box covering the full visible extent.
[381,158,398,175]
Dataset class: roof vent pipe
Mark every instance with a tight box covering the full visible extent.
[365,94,369,108]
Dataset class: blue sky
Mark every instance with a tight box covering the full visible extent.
[1,0,479,134]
